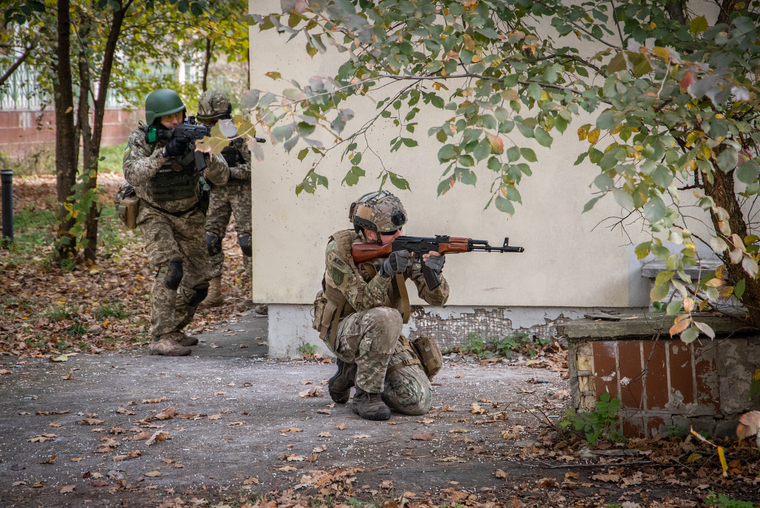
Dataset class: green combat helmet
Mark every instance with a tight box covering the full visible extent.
[145,89,186,126]
[349,190,407,244]
[197,90,232,121]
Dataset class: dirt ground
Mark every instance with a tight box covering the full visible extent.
[2,313,760,508]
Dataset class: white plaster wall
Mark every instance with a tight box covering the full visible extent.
[248,0,645,313]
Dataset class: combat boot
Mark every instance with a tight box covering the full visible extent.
[198,276,223,308]
[149,334,192,356]
[328,359,357,404]
[162,330,198,347]
[352,387,391,421]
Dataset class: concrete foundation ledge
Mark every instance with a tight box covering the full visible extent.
[267,304,645,359]
[559,312,760,438]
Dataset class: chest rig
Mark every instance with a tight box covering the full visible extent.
[140,125,198,204]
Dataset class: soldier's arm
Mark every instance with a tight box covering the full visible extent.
[122,131,166,186]
[326,242,391,311]
[409,262,449,306]
[204,153,230,186]
[230,138,252,180]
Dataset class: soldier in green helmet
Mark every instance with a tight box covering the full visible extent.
[194,90,254,308]
[123,89,230,356]
[312,191,449,420]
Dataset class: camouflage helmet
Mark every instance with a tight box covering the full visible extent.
[349,191,407,243]
[197,90,232,121]
[145,89,186,125]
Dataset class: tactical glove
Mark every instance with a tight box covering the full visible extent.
[425,253,445,275]
[379,249,410,278]
[163,136,190,158]
[221,145,241,167]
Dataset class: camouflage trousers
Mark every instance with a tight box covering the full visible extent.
[138,205,211,337]
[205,180,252,279]
[333,307,432,415]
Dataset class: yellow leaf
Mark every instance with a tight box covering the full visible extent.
[718,447,728,474]
[686,453,701,463]
[588,129,600,143]
[577,126,587,141]
[652,47,669,61]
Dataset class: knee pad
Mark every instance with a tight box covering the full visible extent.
[237,232,252,257]
[157,257,183,290]
[181,283,209,307]
[206,232,223,257]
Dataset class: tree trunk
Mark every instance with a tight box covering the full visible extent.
[703,169,760,328]
[83,1,132,261]
[202,38,212,92]
[53,0,78,260]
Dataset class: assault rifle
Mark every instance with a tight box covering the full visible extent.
[148,122,266,171]
[352,235,524,290]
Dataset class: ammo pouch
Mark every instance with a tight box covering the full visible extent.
[115,182,140,229]
[411,335,443,380]
[312,290,329,334]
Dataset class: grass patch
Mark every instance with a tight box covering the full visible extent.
[99,143,127,174]
[95,302,130,320]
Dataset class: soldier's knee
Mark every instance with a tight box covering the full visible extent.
[206,232,223,257]
[237,232,252,257]
[383,370,432,415]
[361,308,403,353]
[157,257,183,290]
[180,283,209,307]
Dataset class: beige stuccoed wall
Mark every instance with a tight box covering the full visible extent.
[247,1,653,356]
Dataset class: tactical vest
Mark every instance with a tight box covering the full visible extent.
[139,125,198,205]
[313,229,410,351]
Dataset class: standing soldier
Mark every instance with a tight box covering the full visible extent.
[195,90,253,308]
[312,191,449,420]
[123,89,230,356]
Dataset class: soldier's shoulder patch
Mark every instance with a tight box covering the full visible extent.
[332,257,347,268]
[332,266,345,286]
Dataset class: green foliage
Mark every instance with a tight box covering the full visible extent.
[297,341,318,357]
[65,322,89,337]
[664,424,688,439]
[461,333,488,358]
[43,304,79,322]
[95,302,129,320]
[249,0,760,335]
[557,392,625,446]
[0,149,57,176]
[98,143,127,174]
[491,331,546,358]
[704,492,754,508]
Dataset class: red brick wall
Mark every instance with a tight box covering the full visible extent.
[0,109,144,156]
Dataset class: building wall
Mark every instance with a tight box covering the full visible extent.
[0,109,142,157]
[248,1,654,355]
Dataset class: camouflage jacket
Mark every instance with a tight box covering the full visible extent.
[122,126,229,213]
[225,137,252,182]
[324,229,449,316]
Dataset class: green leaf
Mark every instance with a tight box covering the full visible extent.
[650,283,669,301]
[681,326,699,344]
[635,241,651,259]
[612,188,634,210]
[594,173,614,191]
[495,196,515,214]
[487,156,502,171]
[526,83,542,102]
[520,148,537,162]
[735,278,746,299]
[534,127,553,147]
[644,196,667,223]
[389,173,410,190]
[716,148,738,172]
[737,159,760,184]
[583,196,603,213]
[689,16,708,34]
[607,53,627,73]
[655,271,675,286]
[438,144,457,162]
[473,139,492,161]
[507,146,520,162]
[666,301,683,316]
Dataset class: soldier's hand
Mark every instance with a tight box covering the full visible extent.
[379,250,410,278]
[163,136,190,158]
[424,252,445,275]
[221,146,240,167]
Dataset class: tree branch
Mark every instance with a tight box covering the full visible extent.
[0,40,37,89]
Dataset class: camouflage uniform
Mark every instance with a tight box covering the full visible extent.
[123,126,229,338]
[205,135,252,279]
[321,229,449,415]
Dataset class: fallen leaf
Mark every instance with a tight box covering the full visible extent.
[40,454,57,464]
[62,373,72,380]
[128,450,142,458]
[146,430,171,446]
[243,476,259,485]
[316,409,331,415]
[313,445,327,453]
[228,382,235,386]
[279,466,297,472]
[539,477,558,488]
[208,414,222,420]
[301,380,313,385]
[318,432,333,438]
[592,473,621,482]
[280,427,303,433]
[124,431,151,441]
[154,407,178,420]
[495,469,507,479]
[299,387,323,398]
[48,422,61,428]
[455,375,464,379]
[60,485,76,493]
[336,423,347,430]
[12,481,27,486]
[71,457,83,462]
[78,418,105,425]
[381,480,393,489]
[113,455,127,462]
[286,454,305,461]
[353,434,371,439]
[142,398,165,404]
[227,421,245,426]
[145,471,161,477]
[412,433,435,441]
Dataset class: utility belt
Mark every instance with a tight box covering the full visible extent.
[139,198,199,218]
